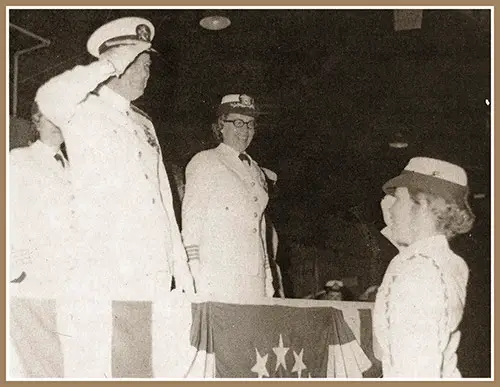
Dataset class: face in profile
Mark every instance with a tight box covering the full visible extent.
[33,111,64,148]
[389,186,435,246]
[120,52,152,101]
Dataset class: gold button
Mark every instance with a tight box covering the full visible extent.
[138,151,142,158]
[145,174,148,179]
[254,212,258,218]
[253,197,258,202]
[253,228,257,233]
[251,182,256,187]
[152,198,156,204]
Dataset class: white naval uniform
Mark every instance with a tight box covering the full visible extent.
[182,143,272,302]
[35,59,189,377]
[373,234,469,378]
[9,140,73,378]
[9,140,74,297]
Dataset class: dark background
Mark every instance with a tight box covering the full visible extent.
[9,9,491,377]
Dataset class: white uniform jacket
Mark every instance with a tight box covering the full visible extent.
[35,60,187,301]
[182,143,270,301]
[373,234,469,378]
[9,140,74,298]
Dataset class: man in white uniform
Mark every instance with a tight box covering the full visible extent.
[35,17,194,377]
[9,104,72,377]
[182,94,279,302]
[374,157,475,378]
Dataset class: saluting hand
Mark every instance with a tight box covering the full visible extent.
[100,40,152,76]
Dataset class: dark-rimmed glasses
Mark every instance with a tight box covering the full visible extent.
[223,119,256,130]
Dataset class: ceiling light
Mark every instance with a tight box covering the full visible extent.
[200,15,231,31]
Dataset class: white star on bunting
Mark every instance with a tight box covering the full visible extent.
[291,348,307,378]
[272,334,289,371]
[251,348,269,378]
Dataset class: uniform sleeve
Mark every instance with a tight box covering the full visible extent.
[8,152,33,277]
[181,153,212,262]
[385,255,447,377]
[157,154,189,268]
[35,59,116,129]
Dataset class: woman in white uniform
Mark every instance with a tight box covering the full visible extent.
[182,94,275,302]
[374,157,475,378]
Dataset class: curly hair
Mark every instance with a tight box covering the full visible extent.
[211,113,227,143]
[410,189,475,239]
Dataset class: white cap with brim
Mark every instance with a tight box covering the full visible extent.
[325,280,343,289]
[217,94,259,117]
[87,17,156,58]
[382,157,470,209]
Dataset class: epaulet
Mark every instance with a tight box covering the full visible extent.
[261,167,278,183]
[130,104,152,121]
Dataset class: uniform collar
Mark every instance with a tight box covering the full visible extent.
[33,139,61,158]
[218,142,252,162]
[98,86,130,113]
[403,234,450,259]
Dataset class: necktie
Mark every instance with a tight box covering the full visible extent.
[54,153,65,168]
[239,153,251,166]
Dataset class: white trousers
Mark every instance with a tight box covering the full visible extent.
[56,298,113,378]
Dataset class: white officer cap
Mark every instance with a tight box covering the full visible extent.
[87,17,155,58]
[382,157,470,209]
[217,94,259,117]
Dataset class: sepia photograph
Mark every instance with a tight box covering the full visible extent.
[6,6,492,380]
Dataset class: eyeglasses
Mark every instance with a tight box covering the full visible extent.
[223,119,256,130]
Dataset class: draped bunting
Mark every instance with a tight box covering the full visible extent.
[153,294,381,379]
[9,293,381,379]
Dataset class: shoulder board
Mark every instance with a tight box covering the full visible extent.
[130,104,152,121]
[261,167,278,183]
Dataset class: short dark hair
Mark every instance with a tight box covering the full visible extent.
[211,113,227,143]
[30,101,42,140]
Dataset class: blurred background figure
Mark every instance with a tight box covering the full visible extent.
[304,280,355,301]
[358,285,379,302]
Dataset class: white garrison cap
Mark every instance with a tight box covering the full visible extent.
[383,157,470,209]
[87,17,155,58]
